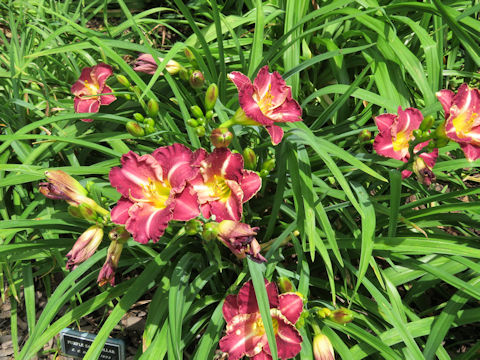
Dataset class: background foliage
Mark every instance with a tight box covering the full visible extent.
[1,0,480,359]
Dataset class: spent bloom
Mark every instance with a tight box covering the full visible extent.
[437,83,480,161]
[39,170,89,207]
[313,334,334,360]
[109,144,203,244]
[97,228,129,287]
[220,280,303,359]
[66,225,104,270]
[228,65,302,145]
[190,148,261,222]
[133,53,182,75]
[216,220,266,262]
[373,107,438,179]
[70,63,116,122]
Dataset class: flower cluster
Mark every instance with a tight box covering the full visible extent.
[109,144,262,245]
[220,280,303,360]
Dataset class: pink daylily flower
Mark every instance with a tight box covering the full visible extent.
[133,53,182,75]
[190,148,261,222]
[109,144,204,244]
[373,107,438,179]
[228,66,302,145]
[436,83,480,161]
[219,280,303,360]
[71,63,116,122]
[216,220,266,263]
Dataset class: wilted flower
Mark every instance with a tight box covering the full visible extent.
[313,333,334,360]
[437,83,480,161]
[219,280,303,359]
[66,225,103,270]
[133,53,182,75]
[373,107,438,179]
[216,220,266,262]
[228,65,302,145]
[70,63,116,122]
[109,144,204,244]
[97,233,127,287]
[39,170,89,206]
[412,156,436,186]
[190,148,261,222]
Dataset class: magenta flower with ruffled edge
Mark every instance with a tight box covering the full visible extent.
[216,220,266,263]
[190,148,261,222]
[219,280,303,360]
[109,144,204,244]
[70,63,116,122]
[437,83,480,161]
[373,107,438,179]
[228,66,302,145]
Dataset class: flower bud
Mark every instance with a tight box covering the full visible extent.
[164,59,182,75]
[184,48,195,63]
[412,129,423,139]
[210,128,233,148]
[179,68,190,81]
[358,129,371,142]
[187,118,198,127]
[195,126,205,137]
[435,122,449,147]
[77,203,98,221]
[202,222,219,242]
[66,225,104,270]
[147,98,159,118]
[190,105,204,119]
[420,115,435,131]
[126,121,145,137]
[278,276,295,293]
[261,158,276,172]
[68,206,82,218]
[205,110,214,120]
[97,236,125,287]
[205,83,218,111]
[39,170,89,207]
[116,75,131,88]
[243,148,257,170]
[190,70,205,89]
[259,169,269,177]
[123,93,132,100]
[197,117,206,126]
[108,226,130,242]
[133,113,144,122]
[317,307,332,319]
[185,219,203,235]
[313,334,334,360]
[329,307,354,324]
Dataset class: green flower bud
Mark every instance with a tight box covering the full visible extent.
[126,121,145,137]
[187,118,198,127]
[205,83,218,111]
[116,75,131,88]
[147,98,159,118]
[197,117,206,126]
[68,205,83,218]
[78,203,98,221]
[185,219,203,236]
[259,169,269,177]
[317,307,332,319]
[133,113,144,122]
[195,126,206,137]
[184,48,195,63]
[205,110,214,120]
[202,222,219,241]
[412,129,423,139]
[243,148,257,170]
[435,122,449,148]
[179,68,190,81]
[189,70,205,89]
[329,307,354,324]
[108,226,130,242]
[420,115,435,131]
[278,276,295,293]
[123,93,132,100]
[262,158,276,172]
[210,127,233,148]
[145,117,155,127]
[190,105,204,119]
[144,118,155,134]
[358,129,371,142]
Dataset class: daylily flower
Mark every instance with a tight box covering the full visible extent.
[216,220,266,262]
[228,65,302,145]
[412,156,436,186]
[39,170,89,207]
[71,63,116,122]
[133,53,182,75]
[66,225,103,270]
[437,83,480,161]
[219,280,303,360]
[190,148,261,222]
[109,144,203,244]
[313,334,334,360]
[373,107,438,179]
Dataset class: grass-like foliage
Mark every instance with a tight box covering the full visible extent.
[1,0,480,359]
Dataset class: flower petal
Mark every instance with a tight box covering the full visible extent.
[253,66,289,106]
[396,107,423,134]
[110,197,133,225]
[109,151,164,199]
[223,294,239,322]
[71,67,94,95]
[373,131,407,161]
[252,351,272,360]
[74,97,100,114]
[436,89,455,118]
[263,311,303,359]
[238,280,279,314]
[418,147,438,169]
[374,113,397,133]
[460,142,480,161]
[152,143,200,190]
[209,179,243,221]
[451,83,480,116]
[171,184,200,221]
[93,63,114,87]
[100,86,116,105]
[125,202,173,243]
[268,97,302,123]
[241,170,262,202]
[228,71,252,91]
[278,293,303,324]
[265,124,284,145]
